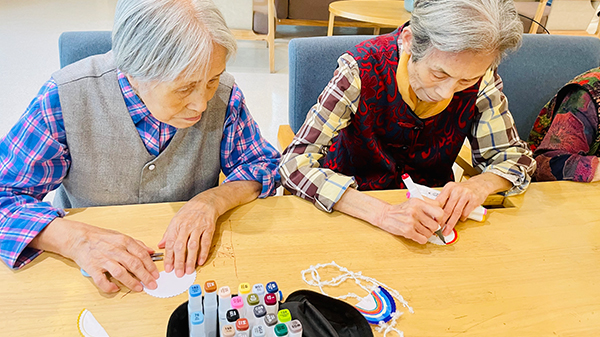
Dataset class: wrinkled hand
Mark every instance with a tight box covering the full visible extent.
[158,197,219,277]
[375,197,444,244]
[436,180,489,235]
[68,224,159,293]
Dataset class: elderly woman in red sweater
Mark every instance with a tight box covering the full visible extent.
[280,0,536,244]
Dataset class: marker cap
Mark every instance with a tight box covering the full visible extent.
[189,284,202,298]
[252,283,265,295]
[277,309,292,323]
[236,318,249,331]
[264,293,277,306]
[239,282,251,295]
[190,311,204,325]
[247,293,260,306]
[231,296,244,309]
[290,320,302,333]
[274,323,289,336]
[221,325,236,337]
[204,280,217,293]
[218,286,231,298]
[226,309,240,323]
[252,325,266,337]
[253,304,267,318]
[266,281,279,294]
[264,313,278,327]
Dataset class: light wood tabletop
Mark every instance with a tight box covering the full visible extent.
[2,181,600,336]
[328,1,412,36]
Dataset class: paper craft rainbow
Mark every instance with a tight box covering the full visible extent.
[354,286,397,324]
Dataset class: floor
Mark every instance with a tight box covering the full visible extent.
[0,0,370,149]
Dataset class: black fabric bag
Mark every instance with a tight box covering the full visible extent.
[167,289,373,337]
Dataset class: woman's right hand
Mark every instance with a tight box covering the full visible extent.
[30,218,159,293]
[374,197,444,244]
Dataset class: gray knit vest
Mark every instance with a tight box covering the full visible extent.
[51,51,234,209]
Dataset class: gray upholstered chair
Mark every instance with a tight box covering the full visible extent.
[280,33,600,175]
[58,31,112,68]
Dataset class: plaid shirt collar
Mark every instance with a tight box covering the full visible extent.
[117,70,161,126]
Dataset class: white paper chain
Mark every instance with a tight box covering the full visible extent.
[301,261,414,337]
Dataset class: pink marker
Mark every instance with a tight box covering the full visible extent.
[231,296,245,318]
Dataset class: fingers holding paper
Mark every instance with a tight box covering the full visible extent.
[158,196,218,278]
[67,221,160,293]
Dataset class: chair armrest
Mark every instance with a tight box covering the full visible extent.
[277,124,296,152]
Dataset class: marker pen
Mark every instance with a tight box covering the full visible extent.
[253,304,267,327]
[189,311,206,337]
[245,293,260,325]
[188,284,203,314]
[235,318,249,335]
[218,286,232,327]
[252,325,267,337]
[407,182,488,222]
[226,309,240,325]
[266,282,280,301]
[264,293,278,316]
[203,281,218,337]
[274,323,289,337]
[231,295,245,318]
[277,309,292,328]
[221,325,236,337]
[238,282,251,304]
[289,320,302,337]
[252,283,266,305]
[402,173,446,243]
[236,333,249,337]
[263,313,278,337]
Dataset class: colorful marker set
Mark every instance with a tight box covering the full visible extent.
[188,280,302,337]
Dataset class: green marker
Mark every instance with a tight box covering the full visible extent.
[274,323,289,337]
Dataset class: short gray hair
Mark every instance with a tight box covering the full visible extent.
[112,0,237,82]
[410,0,523,67]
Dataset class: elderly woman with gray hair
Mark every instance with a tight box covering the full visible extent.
[0,0,280,293]
[280,0,535,244]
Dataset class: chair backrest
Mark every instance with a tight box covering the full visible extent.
[58,31,112,68]
[497,34,600,139]
[288,34,600,139]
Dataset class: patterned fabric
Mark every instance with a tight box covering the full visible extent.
[528,68,600,182]
[0,74,280,269]
[323,29,481,191]
[280,28,535,212]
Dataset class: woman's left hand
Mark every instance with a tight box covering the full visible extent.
[435,172,513,235]
[158,196,219,277]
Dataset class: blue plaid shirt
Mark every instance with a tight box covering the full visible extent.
[0,71,280,269]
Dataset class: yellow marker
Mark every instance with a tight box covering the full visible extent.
[239,282,251,304]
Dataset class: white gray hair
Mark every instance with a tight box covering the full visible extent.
[112,0,237,82]
[409,0,523,67]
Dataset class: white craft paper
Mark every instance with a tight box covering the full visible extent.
[78,309,110,337]
[143,270,196,298]
[428,229,456,245]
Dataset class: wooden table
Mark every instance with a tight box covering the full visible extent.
[328,1,412,36]
[2,181,600,336]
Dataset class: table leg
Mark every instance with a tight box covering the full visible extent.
[373,27,381,35]
[327,12,335,36]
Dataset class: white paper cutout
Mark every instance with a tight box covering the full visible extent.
[78,309,110,337]
[143,270,196,298]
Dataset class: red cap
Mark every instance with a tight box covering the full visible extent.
[264,293,277,305]
[401,173,409,179]
[235,318,249,331]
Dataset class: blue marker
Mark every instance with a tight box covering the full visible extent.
[189,311,206,337]
[266,281,280,301]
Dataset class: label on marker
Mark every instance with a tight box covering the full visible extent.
[191,311,204,325]
[231,296,244,309]
[189,284,202,297]
[264,314,278,327]
[204,280,217,293]
[239,283,251,295]
[264,293,277,305]
[226,309,240,323]
[252,325,266,337]
[274,323,289,336]
[266,281,278,294]
[290,319,302,333]
[277,309,292,323]
[253,304,267,318]
[221,325,235,337]
[252,283,265,296]
[236,318,249,331]
[247,293,260,306]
